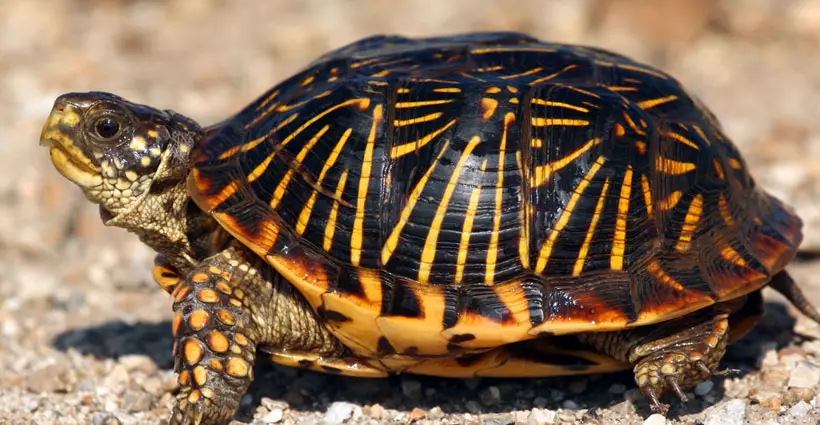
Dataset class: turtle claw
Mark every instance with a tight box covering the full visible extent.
[665,376,688,402]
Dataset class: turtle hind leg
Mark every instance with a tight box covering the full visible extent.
[575,298,757,414]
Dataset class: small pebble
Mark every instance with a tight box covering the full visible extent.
[259,409,283,424]
[642,413,666,425]
[91,413,121,425]
[533,396,549,408]
[704,399,747,425]
[366,403,384,419]
[608,384,627,394]
[694,380,715,396]
[788,360,820,388]
[480,385,502,406]
[121,390,152,413]
[526,408,556,425]
[323,401,358,425]
[465,400,482,414]
[561,399,579,410]
[787,400,812,418]
[428,406,445,420]
[408,407,426,421]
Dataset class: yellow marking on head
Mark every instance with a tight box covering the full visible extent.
[675,194,703,252]
[269,125,330,209]
[573,177,610,276]
[665,131,700,150]
[395,99,455,108]
[658,190,682,212]
[486,113,515,284]
[531,118,589,127]
[455,185,483,284]
[530,99,590,113]
[656,157,696,175]
[146,129,158,139]
[531,138,543,148]
[477,65,504,72]
[481,98,498,120]
[149,147,161,157]
[394,112,443,127]
[381,141,450,265]
[640,175,654,217]
[530,64,578,85]
[298,128,354,236]
[433,87,461,93]
[390,119,457,158]
[418,136,482,283]
[124,170,138,182]
[351,105,384,266]
[611,165,633,271]
[535,156,606,273]
[485,87,502,94]
[637,95,678,110]
[129,136,146,151]
[646,260,685,291]
[530,137,601,187]
[324,169,349,251]
[728,158,742,169]
[499,67,544,80]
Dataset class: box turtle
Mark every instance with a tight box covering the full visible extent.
[40,32,820,424]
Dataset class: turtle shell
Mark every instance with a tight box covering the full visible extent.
[188,32,802,360]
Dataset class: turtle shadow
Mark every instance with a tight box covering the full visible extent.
[50,300,798,420]
[52,319,175,369]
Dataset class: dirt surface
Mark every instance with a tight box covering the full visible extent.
[2,1,820,424]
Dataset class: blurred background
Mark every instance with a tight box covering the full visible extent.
[1,1,820,423]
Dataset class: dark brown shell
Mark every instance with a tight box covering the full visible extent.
[188,32,801,361]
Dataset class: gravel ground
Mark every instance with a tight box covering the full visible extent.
[2,1,820,424]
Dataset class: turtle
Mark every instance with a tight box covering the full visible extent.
[40,31,820,424]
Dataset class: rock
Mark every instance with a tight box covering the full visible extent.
[526,408,556,425]
[323,401,358,425]
[754,391,782,412]
[365,403,384,419]
[408,407,426,421]
[787,400,812,418]
[561,399,579,410]
[25,364,69,394]
[788,360,820,388]
[783,387,815,405]
[91,413,122,425]
[642,413,666,425]
[480,385,502,406]
[608,384,627,394]
[704,399,747,425]
[533,396,549,408]
[694,380,715,396]
[121,390,153,413]
[260,398,288,412]
[428,406,445,420]
[259,408,283,424]
[400,379,422,401]
[118,354,157,375]
[757,342,780,368]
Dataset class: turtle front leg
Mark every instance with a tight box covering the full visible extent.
[167,243,348,425]
[168,246,259,425]
[576,302,742,414]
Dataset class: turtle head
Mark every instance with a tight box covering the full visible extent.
[40,92,202,221]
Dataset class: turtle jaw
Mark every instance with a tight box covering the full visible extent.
[40,100,103,189]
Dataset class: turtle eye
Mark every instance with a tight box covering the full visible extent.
[94,117,121,140]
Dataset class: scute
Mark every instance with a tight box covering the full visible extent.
[189,32,802,358]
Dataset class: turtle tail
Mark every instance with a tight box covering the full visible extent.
[769,270,820,325]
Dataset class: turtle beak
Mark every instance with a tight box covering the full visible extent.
[40,97,102,188]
